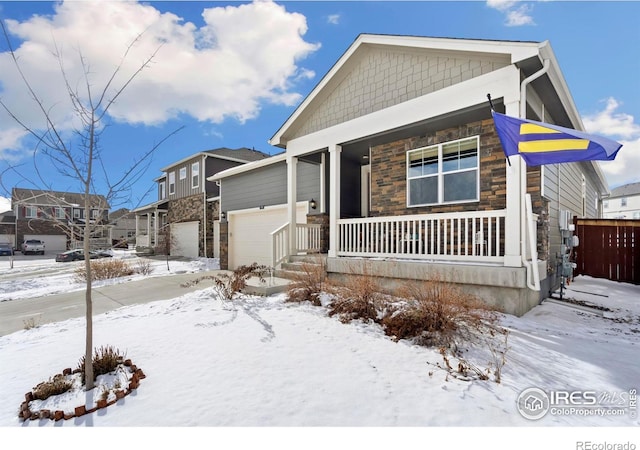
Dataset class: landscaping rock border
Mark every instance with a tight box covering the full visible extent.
[19,359,146,422]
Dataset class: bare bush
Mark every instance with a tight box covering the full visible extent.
[182,263,271,300]
[381,277,498,347]
[286,258,327,306]
[74,259,135,282]
[78,345,125,383]
[328,271,383,324]
[32,374,73,401]
[134,258,153,276]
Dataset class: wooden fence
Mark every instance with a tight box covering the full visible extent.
[574,218,640,284]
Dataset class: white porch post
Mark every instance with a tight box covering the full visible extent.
[153,210,158,247]
[135,214,139,245]
[328,144,342,258]
[320,152,326,213]
[146,213,151,245]
[504,99,523,267]
[287,155,298,255]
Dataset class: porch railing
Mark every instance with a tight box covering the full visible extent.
[337,210,507,263]
[271,222,322,268]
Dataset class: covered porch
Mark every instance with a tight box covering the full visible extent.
[132,201,168,250]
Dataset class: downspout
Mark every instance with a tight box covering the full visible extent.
[520,58,550,291]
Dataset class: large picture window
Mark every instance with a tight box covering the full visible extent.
[407,136,479,206]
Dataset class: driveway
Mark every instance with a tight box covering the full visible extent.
[0,270,222,336]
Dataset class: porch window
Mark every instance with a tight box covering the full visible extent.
[192,162,199,189]
[169,172,176,195]
[407,136,479,206]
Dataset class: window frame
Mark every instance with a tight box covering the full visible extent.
[54,207,66,219]
[159,180,166,200]
[406,135,480,207]
[168,171,176,195]
[191,162,199,189]
[621,197,628,207]
[25,206,38,218]
[179,167,187,180]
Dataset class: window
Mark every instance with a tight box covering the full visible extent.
[192,162,199,189]
[73,208,82,219]
[54,207,65,219]
[621,197,627,207]
[159,181,166,200]
[25,206,37,218]
[407,136,479,206]
[603,200,609,209]
[179,167,187,180]
[91,209,100,219]
[169,172,176,195]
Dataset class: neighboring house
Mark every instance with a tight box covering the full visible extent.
[0,210,16,247]
[133,147,270,258]
[11,187,110,252]
[212,34,610,316]
[109,208,136,247]
[602,182,640,219]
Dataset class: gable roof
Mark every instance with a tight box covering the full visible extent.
[610,182,640,198]
[109,208,133,220]
[11,188,109,209]
[270,34,547,148]
[160,147,270,172]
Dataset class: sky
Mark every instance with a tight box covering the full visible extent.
[0,0,639,213]
[1,251,639,444]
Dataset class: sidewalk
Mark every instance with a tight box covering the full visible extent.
[0,271,222,336]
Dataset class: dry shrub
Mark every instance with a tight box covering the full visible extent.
[32,374,73,401]
[328,272,383,323]
[182,263,270,300]
[77,345,125,383]
[74,259,135,282]
[134,258,153,275]
[286,258,327,306]
[381,277,497,346]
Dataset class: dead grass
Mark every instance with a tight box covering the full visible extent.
[32,374,73,401]
[74,259,135,282]
[182,263,271,300]
[328,269,384,324]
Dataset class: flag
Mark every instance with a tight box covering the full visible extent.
[491,111,622,166]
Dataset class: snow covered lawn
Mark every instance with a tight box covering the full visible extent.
[0,255,638,446]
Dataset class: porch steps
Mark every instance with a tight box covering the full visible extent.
[275,254,328,281]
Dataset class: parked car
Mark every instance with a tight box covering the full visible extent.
[55,249,114,262]
[0,243,13,256]
[21,239,45,255]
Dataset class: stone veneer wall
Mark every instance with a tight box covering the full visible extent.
[306,213,329,253]
[220,221,228,270]
[167,194,219,257]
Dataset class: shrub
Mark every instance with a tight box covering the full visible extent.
[182,263,271,300]
[74,259,135,282]
[286,257,327,306]
[77,345,125,383]
[32,374,73,401]
[381,278,497,346]
[328,272,383,323]
[134,258,153,275]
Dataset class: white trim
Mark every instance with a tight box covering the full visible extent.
[191,161,200,189]
[168,171,176,195]
[179,167,187,180]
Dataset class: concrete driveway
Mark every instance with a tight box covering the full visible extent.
[0,271,222,337]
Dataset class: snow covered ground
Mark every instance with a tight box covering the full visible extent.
[0,253,639,447]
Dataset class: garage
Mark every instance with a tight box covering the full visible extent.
[24,234,67,253]
[228,203,307,269]
[171,221,199,258]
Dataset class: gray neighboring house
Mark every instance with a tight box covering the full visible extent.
[109,208,136,247]
[133,147,270,258]
[212,34,611,317]
[0,210,16,248]
[602,182,640,219]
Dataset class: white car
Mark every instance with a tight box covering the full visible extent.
[21,239,45,255]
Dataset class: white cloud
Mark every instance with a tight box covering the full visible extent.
[327,14,341,25]
[0,0,320,158]
[487,0,535,27]
[0,196,10,213]
[583,98,640,188]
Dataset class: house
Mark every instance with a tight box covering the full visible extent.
[602,182,640,219]
[211,34,610,316]
[133,147,270,258]
[0,210,16,247]
[11,187,110,252]
[109,208,136,247]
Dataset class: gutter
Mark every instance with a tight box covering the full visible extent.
[519,58,550,291]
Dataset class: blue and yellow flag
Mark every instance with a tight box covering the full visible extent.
[492,111,622,166]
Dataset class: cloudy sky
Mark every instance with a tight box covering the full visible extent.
[0,0,638,212]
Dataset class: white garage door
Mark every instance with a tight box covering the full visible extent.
[171,221,199,258]
[229,203,307,269]
[24,234,67,253]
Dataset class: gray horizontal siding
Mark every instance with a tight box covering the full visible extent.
[221,160,320,212]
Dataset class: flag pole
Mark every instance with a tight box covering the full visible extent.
[487,93,511,167]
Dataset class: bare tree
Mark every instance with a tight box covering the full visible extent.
[155,223,179,272]
[0,23,182,390]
